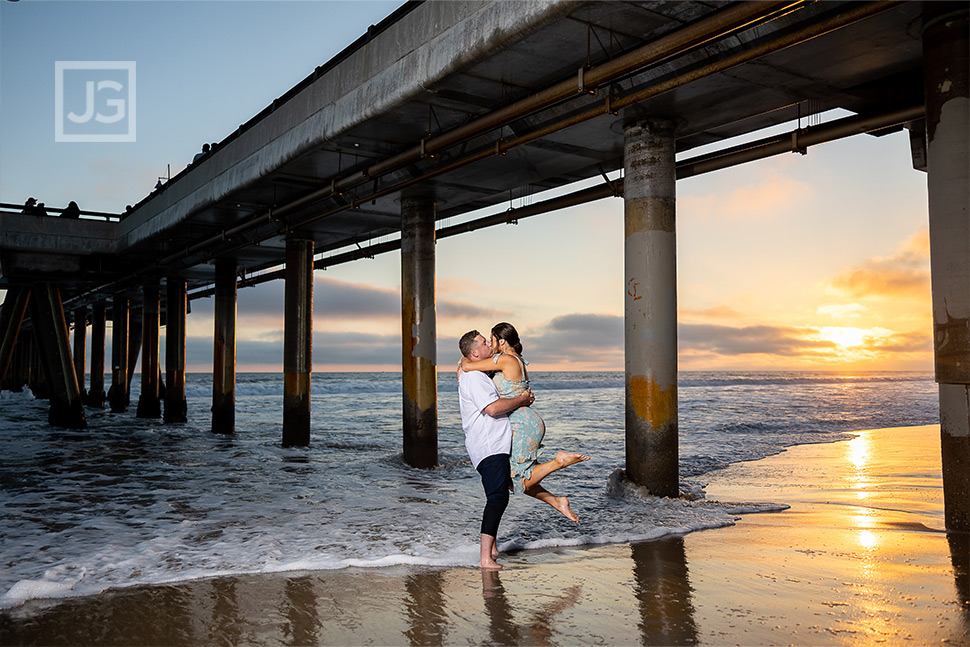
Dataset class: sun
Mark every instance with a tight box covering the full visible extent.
[818,326,867,348]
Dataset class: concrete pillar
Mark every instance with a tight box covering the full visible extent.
[137,280,161,418]
[72,307,87,400]
[0,286,29,388]
[28,283,86,428]
[109,296,129,412]
[401,195,438,469]
[88,301,106,407]
[164,277,187,423]
[283,238,313,447]
[623,118,679,498]
[924,4,970,532]
[212,260,236,435]
[126,310,142,400]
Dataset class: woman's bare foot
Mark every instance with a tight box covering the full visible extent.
[556,451,591,468]
[480,558,503,570]
[553,495,579,522]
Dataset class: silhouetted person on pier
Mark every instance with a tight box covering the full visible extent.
[122,205,133,220]
[61,201,80,219]
[192,143,210,163]
[22,197,38,215]
[35,202,49,217]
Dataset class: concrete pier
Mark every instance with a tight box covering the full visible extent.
[924,3,970,533]
[212,260,236,435]
[282,238,313,447]
[623,119,679,498]
[164,278,187,423]
[137,280,161,418]
[89,300,106,408]
[400,195,438,469]
[109,296,129,413]
[28,283,86,428]
[72,307,87,401]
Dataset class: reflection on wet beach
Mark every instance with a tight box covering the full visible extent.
[1,426,966,646]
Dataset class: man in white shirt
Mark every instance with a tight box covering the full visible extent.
[458,330,534,569]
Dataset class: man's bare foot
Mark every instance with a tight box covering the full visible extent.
[556,451,591,468]
[480,558,503,570]
[553,495,580,522]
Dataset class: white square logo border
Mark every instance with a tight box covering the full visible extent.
[55,61,136,143]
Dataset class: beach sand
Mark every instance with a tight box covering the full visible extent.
[2,424,967,646]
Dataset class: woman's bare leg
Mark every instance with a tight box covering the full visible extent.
[524,484,579,522]
[522,451,590,490]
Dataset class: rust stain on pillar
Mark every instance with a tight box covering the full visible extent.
[109,296,129,413]
[212,260,236,435]
[401,195,438,469]
[164,278,187,423]
[88,301,106,408]
[283,238,313,447]
[624,118,679,498]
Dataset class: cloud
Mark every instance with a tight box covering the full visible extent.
[680,174,812,220]
[827,229,930,299]
[680,323,833,356]
[526,313,624,365]
[817,303,867,319]
[867,329,932,353]
[437,300,500,319]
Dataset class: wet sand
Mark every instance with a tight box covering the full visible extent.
[2,424,967,646]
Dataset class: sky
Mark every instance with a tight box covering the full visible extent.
[0,0,934,373]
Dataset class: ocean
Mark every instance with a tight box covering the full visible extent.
[0,371,939,609]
